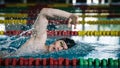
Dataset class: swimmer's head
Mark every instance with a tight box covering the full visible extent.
[48,38,76,52]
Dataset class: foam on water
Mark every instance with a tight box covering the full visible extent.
[84,42,120,59]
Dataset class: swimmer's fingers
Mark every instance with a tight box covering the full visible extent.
[73,15,78,29]
[73,18,79,29]
[68,18,72,28]
[68,14,78,29]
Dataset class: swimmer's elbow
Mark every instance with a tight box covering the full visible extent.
[41,8,49,11]
[40,8,49,15]
[40,8,54,17]
[41,8,47,12]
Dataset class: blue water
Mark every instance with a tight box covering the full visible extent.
[0,34,120,59]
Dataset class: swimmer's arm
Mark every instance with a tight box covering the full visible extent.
[40,8,72,18]
[33,8,75,37]
[40,8,78,28]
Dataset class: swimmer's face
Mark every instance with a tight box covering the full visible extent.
[48,40,68,52]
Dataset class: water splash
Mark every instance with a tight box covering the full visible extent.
[0,29,31,53]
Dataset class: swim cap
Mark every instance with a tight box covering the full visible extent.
[58,38,76,48]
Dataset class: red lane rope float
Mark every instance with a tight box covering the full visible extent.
[34,58,41,66]
[42,58,47,66]
[11,58,17,66]
[0,58,78,66]
[4,30,31,36]
[72,58,78,66]
[47,30,78,36]
[4,58,10,66]
[3,30,78,36]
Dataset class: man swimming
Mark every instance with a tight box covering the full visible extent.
[2,8,78,57]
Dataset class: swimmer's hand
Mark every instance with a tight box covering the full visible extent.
[68,14,78,29]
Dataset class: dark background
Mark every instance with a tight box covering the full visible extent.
[1,0,120,4]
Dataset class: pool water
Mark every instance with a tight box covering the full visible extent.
[0,34,120,59]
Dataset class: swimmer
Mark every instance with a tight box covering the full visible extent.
[3,8,78,57]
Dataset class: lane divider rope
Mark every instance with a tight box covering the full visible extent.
[0,20,120,24]
[0,30,119,36]
[1,14,120,18]
[0,58,119,66]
